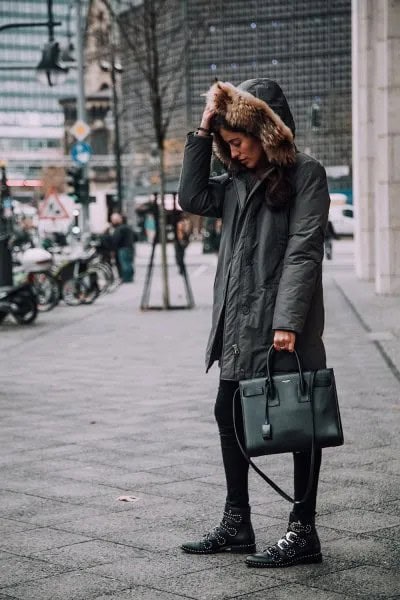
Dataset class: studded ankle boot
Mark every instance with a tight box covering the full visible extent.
[181,505,256,554]
[245,513,321,568]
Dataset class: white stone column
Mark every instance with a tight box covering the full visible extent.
[352,0,376,281]
[374,0,400,294]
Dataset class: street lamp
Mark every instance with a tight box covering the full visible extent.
[100,57,123,212]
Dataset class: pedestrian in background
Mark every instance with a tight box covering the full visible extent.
[98,224,114,265]
[178,78,330,568]
[174,213,192,275]
[110,213,135,283]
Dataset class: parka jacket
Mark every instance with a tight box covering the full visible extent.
[178,79,330,380]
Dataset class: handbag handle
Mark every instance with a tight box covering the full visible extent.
[233,370,317,505]
[266,345,306,398]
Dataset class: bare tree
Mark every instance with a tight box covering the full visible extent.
[104,0,210,309]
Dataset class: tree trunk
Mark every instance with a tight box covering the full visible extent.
[158,143,170,309]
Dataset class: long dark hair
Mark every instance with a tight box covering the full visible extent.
[210,114,293,211]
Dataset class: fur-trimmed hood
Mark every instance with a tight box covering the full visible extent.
[206,78,296,167]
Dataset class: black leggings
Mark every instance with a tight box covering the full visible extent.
[214,379,321,522]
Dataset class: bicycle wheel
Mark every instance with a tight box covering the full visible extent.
[62,278,83,306]
[12,295,38,325]
[88,263,111,295]
[79,272,100,304]
[31,272,60,311]
[108,261,122,291]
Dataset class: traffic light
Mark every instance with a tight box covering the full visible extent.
[36,41,69,87]
[66,168,89,203]
[310,102,321,129]
[1,163,10,197]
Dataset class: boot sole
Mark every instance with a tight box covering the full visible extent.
[181,543,256,555]
[246,552,322,568]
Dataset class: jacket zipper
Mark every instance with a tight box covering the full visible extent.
[214,176,253,375]
[217,183,242,374]
[230,180,250,378]
[219,175,271,377]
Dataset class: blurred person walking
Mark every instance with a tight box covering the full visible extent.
[178,79,331,568]
[110,213,135,283]
[174,213,192,275]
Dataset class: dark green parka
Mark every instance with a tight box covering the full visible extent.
[178,79,330,380]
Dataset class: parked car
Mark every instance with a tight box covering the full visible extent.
[329,197,354,236]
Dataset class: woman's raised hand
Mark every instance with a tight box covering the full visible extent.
[273,330,296,352]
[199,106,215,131]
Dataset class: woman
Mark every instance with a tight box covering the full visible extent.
[178,78,330,568]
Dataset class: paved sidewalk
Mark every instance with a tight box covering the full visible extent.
[0,240,399,600]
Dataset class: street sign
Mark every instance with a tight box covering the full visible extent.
[70,120,90,141]
[71,141,92,166]
[39,193,70,220]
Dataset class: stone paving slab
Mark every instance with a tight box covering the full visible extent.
[49,497,214,540]
[92,589,195,600]
[86,550,240,587]
[0,493,120,527]
[0,476,127,506]
[0,519,38,535]
[238,584,355,599]
[359,524,399,541]
[333,271,400,375]
[316,508,400,534]
[0,555,68,588]
[309,564,399,598]
[132,564,284,600]
[320,444,396,468]
[1,572,127,600]
[324,533,400,569]
[0,527,93,555]
[30,540,148,570]
[88,546,351,591]
[0,240,399,599]
[316,479,399,511]
[372,498,400,517]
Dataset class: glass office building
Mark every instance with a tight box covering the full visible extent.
[0,1,78,192]
[186,0,352,184]
[120,0,351,193]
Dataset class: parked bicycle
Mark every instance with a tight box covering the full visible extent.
[51,251,100,306]
[13,241,120,308]
[13,246,60,312]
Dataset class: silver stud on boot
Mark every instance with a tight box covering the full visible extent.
[181,507,256,555]
[245,519,322,568]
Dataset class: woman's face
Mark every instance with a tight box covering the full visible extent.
[219,127,266,170]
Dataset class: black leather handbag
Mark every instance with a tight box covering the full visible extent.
[234,346,344,503]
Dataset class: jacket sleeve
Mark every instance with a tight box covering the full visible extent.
[272,160,330,334]
[178,133,226,218]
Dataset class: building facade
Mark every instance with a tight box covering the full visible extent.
[119,0,352,197]
[0,0,79,202]
[352,0,400,294]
